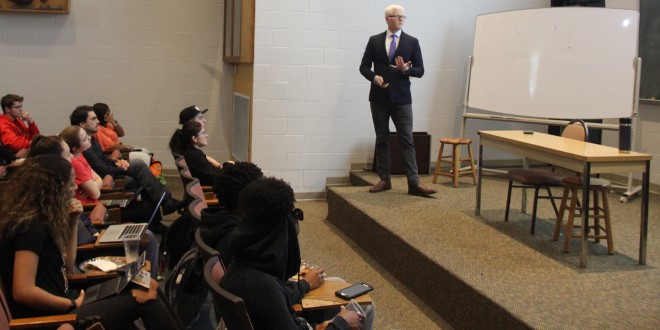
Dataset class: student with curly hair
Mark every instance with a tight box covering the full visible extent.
[221,177,365,330]
[199,161,263,266]
[0,155,183,330]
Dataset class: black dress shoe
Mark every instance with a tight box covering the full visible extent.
[408,183,437,197]
[161,196,182,215]
[369,180,392,193]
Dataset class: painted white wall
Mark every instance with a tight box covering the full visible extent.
[252,0,658,193]
[1,0,654,192]
[0,0,234,170]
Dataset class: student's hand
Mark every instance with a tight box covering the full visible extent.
[15,148,29,159]
[106,113,116,125]
[114,159,129,170]
[131,279,159,304]
[0,165,6,178]
[21,111,34,124]
[302,267,325,290]
[109,149,122,160]
[374,75,389,89]
[336,306,364,330]
[75,289,85,308]
[101,175,114,189]
[67,199,83,218]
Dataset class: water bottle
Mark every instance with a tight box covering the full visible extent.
[159,250,169,279]
[619,118,631,153]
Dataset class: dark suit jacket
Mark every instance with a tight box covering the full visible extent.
[359,30,424,105]
[82,136,125,177]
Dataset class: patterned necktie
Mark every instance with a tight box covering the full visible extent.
[388,34,397,62]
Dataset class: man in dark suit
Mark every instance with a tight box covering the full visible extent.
[359,4,437,197]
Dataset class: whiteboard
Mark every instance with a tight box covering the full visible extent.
[467,8,639,119]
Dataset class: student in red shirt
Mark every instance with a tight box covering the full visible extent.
[0,94,40,158]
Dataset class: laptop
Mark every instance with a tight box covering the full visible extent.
[97,191,167,244]
[100,186,144,208]
[82,251,146,304]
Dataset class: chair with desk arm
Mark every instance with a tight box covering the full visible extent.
[194,227,219,263]
[183,175,217,207]
[0,274,78,330]
[504,119,589,234]
[203,257,253,330]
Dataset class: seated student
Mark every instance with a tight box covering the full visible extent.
[200,161,264,266]
[60,127,161,279]
[0,94,40,158]
[175,105,222,166]
[169,120,221,186]
[92,102,152,166]
[221,177,364,330]
[70,105,182,215]
[28,135,100,242]
[28,134,161,279]
[0,155,183,330]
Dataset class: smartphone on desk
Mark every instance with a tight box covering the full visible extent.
[335,283,374,300]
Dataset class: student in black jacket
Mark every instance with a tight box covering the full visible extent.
[199,161,263,267]
[221,177,364,330]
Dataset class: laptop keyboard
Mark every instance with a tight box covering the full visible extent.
[96,276,123,298]
[107,199,129,207]
[119,224,143,237]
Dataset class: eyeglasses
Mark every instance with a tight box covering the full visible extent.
[387,15,406,20]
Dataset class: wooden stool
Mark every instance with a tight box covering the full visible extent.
[432,138,477,188]
[553,176,614,254]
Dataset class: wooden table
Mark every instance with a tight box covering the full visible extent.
[477,130,652,268]
[293,280,373,312]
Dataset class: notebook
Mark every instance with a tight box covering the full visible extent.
[82,251,146,304]
[100,186,144,208]
[97,191,167,244]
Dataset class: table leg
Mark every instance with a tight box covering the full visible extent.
[476,144,483,215]
[639,160,650,265]
[580,162,591,268]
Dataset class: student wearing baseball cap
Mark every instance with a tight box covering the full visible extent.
[178,105,208,126]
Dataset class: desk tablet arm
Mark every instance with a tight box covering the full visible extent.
[8,314,77,329]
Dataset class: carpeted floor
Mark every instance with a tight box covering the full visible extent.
[327,170,660,329]
[165,169,659,329]
[164,174,451,329]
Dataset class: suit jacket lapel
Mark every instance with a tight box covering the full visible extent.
[378,31,389,62]
[395,31,408,57]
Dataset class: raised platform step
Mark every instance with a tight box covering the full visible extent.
[327,171,660,329]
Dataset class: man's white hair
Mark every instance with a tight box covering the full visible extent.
[384,4,404,17]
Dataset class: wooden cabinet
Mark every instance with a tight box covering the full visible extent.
[224,0,254,63]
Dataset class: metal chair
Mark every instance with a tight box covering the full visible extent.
[504,120,588,234]
[204,257,252,330]
[194,227,219,262]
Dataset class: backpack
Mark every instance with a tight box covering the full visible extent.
[161,213,198,267]
[149,158,167,186]
[164,247,208,327]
